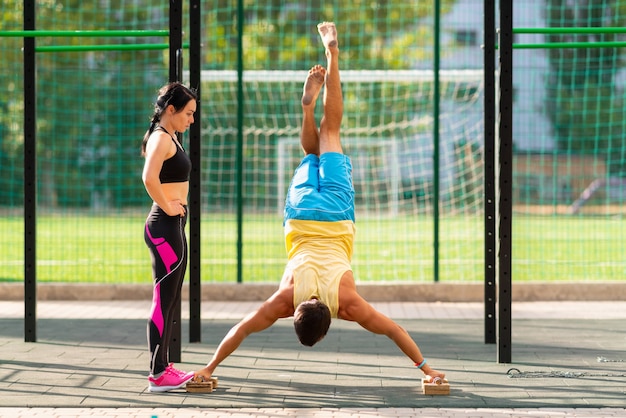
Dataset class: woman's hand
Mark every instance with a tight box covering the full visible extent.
[164,199,186,217]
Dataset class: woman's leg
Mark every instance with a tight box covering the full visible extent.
[144,205,188,376]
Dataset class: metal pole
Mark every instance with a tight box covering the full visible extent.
[23,0,37,344]
[513,41,626,49]
[235,0,244,284]
[169,0,184,363]
[483,0,497,345]
[34,43,185,53]
[0,29,169,37]
[188,0,202,343]
[497,0,513,364]
[433,0,440,283]
[515,27,626,34]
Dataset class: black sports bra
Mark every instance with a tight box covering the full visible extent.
[156,127,192,183]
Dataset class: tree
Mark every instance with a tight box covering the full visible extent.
[0,0,169,208]
[544,0,626,175]
[1,0,459,209]
[204,0,455,70]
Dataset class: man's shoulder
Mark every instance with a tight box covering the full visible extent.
[336,273,369,320]
[337,271,358,297]
[272,281,295,309]
[257,289,294,319]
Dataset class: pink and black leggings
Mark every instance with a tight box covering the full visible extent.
[144,204,188,375]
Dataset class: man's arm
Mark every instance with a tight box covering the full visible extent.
[195,289,294,380]
[337,273,445,380]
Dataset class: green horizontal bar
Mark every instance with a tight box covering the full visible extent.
[35,42,189,53]
[514,27,626,34]
[514,41,626,49]
[493,41,626,50]
[0,30,168,38]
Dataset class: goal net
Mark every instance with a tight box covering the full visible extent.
[200,69,485,218]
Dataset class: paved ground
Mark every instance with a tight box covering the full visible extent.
[1,300,625,417]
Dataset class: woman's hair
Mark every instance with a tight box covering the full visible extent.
[141,82,198,156]
[293,299,331,347]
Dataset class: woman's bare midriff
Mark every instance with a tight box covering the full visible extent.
[161,182,189,205]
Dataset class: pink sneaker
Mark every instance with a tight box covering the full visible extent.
[148,365,194,393]
[166,363,194,380]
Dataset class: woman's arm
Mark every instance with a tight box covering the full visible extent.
[142,133,184,216]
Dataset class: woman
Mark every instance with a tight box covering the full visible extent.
[141,82,197,392]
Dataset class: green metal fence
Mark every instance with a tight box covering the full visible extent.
[1,0,625,286]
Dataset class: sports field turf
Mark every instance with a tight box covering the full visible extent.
[1,213,624,283]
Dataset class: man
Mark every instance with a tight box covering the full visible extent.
[195,21,445,385]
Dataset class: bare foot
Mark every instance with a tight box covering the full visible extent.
[317,21,338,50]
[302,65,326,106]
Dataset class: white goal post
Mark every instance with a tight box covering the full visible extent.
[193,69,483,84]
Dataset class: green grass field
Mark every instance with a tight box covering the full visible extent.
[1,213,624,284]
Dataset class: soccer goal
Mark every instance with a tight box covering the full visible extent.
[198,69,484,217]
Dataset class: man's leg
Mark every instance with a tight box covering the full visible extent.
[300,65,325,156]
[317,22,343,155]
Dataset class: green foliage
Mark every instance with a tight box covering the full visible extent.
[1,1,459,209]
[204,0,457,70]
[544,0,626,175]
[1,0,170,208]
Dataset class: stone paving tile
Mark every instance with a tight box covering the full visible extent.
[1,301,626,417]
[1,408,626,417]
[3,300,626,320]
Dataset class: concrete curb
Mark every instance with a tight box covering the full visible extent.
[1,282,625,302]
